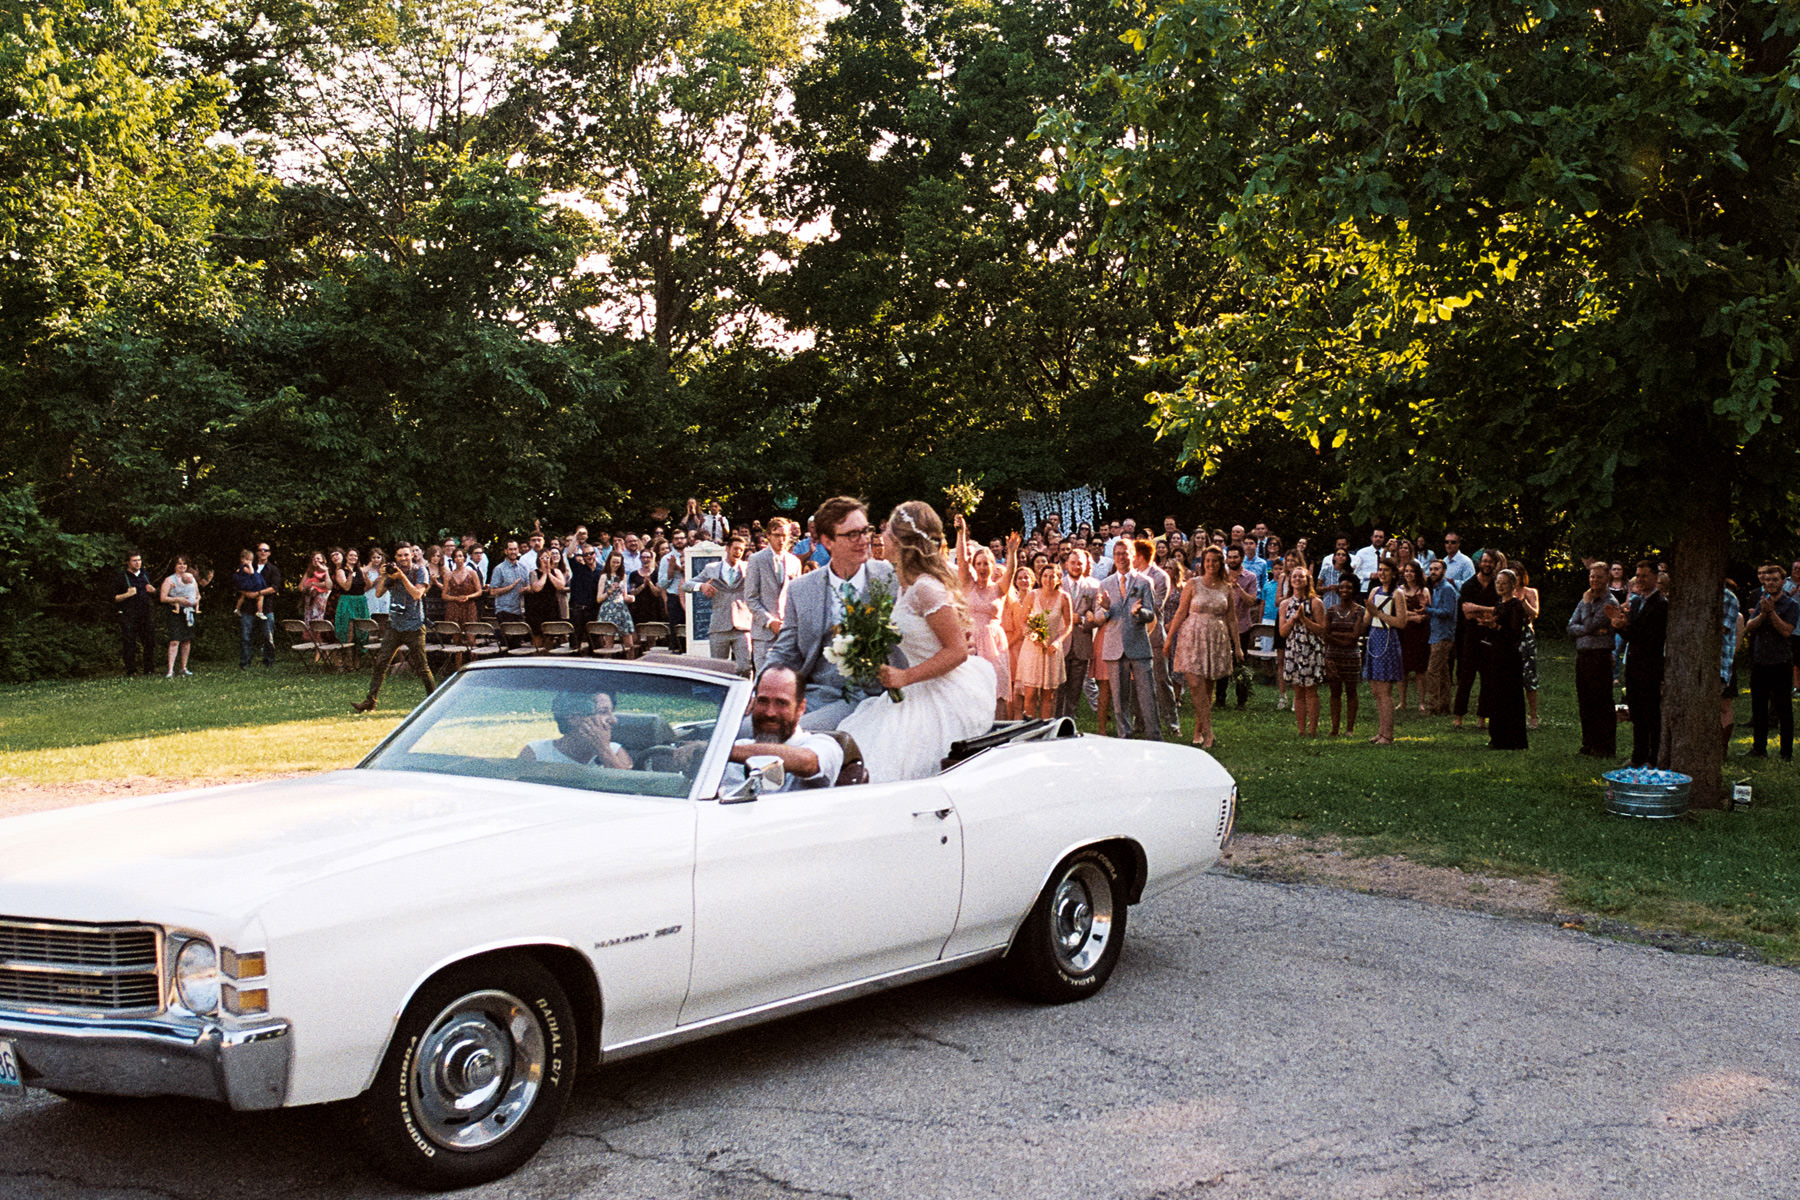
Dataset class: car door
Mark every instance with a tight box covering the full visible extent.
[680,779,963,1024]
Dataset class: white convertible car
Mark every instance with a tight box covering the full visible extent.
[0,656,1236,1188]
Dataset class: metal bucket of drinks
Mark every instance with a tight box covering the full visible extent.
[1602,768,1690,819]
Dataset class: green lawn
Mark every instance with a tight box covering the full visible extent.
[3,647,1798,961]
[1150,646,1800,963]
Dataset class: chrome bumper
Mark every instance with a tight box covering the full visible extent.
[0,1011,291,1110]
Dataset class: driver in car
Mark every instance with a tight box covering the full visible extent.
[715,666,843,791]
[519,690,634,769]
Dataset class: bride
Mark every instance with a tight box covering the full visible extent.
[839,501,998,782]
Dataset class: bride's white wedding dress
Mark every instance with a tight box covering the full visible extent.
[839,575,997,783]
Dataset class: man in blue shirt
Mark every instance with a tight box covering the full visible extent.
[488,540,530,627]
[1240,537,1269,586]
[1441,533,1475,588]
[231,549,268,669]
[1423,559,1461,713]
[351,544,436,713]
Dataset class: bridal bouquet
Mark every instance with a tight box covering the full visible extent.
[1025,610,1052,647]
[824,584,905,702]
[941,471,985,518]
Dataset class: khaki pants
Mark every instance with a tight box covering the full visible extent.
[367,626,436,703]
[1424,640,1453,713]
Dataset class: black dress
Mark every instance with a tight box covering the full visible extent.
[1487,598,1529,749]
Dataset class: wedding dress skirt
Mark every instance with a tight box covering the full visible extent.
[839,576,997,782]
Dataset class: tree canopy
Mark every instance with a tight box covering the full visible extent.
[1055,0,1800,801]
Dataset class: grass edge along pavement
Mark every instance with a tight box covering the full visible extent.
[2,649,1798,963]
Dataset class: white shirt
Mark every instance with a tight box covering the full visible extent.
[518,549,539,574]
[1351,543,1384,585]
[724,730,843,791]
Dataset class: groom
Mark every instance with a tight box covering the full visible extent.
[768,496,902,730]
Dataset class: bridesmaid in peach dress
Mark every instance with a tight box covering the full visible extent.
[956,518,1015,719]
[1014,564,1072,718]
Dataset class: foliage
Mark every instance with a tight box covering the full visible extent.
[1061,0,1800,801]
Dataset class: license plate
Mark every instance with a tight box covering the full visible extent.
[0,1039,21,1101]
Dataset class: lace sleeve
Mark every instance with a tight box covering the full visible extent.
[908,575,952,618]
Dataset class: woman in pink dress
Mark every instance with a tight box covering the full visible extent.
[1168,545,1241,749]
[956,518,1014,719]
[1001,565,1033,717]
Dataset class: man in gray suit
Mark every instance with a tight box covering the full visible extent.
[768,496,901,730]
[745,516,801,673]
[1097,538,1161,740]
[1059,549,1101,719]
[684,533,753,674]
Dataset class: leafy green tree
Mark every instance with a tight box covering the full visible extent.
[0,0,263,588]
[1067,0,1800,804]
[776,0,1217,518]
[516,0,816,380]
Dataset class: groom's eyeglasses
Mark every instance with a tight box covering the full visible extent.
[833,528,874,542]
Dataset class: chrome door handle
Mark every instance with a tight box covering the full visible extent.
[913,808,952,820]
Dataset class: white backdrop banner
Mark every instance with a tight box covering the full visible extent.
[1017,486,1108,536]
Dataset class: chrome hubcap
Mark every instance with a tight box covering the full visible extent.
[1050,862,1114,973]
[411,990,544,1151]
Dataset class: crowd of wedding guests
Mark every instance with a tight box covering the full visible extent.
[111,502,1800,768]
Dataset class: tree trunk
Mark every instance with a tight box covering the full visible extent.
[1660,474,1730,808]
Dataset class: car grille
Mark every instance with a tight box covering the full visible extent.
[0,918,162,1013]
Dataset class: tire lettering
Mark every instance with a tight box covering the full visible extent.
[396,1037,437,1157]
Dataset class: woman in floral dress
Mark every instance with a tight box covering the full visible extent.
[1278,564,1327,736]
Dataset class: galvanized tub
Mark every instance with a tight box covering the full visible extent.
[1602,768,1690,819]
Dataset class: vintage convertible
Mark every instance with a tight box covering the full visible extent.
[0,656,1236,1188]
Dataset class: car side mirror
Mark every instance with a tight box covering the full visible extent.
[721,755,784,803]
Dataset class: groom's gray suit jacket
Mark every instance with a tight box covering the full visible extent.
[768,560,902,716]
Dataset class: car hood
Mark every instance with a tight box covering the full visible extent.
[0,770,666,927]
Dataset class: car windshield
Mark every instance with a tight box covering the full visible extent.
[360,665,733,798]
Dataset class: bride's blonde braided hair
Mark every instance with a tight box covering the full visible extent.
[885,501,969,626]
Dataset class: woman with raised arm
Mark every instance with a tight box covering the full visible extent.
[957,516,1014,720]
[524,544,569,650]
[839,502,998,782]
[333,548,369,647]
[300,551,333,648]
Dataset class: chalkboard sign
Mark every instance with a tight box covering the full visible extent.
[683,543,726,651]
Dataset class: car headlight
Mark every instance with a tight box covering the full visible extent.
[175,939,221,1014]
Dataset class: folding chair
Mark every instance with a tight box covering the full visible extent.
[586,621,626,658]
[463,621,501,659]
[281,619,315,662]
[429,621,466,673]
[307,619,349,670]
[349,618,379,669]
[542,621,578,655]
[500,621,536,656]
[635,621,670,657]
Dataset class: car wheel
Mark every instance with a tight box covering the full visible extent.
[1001,845,1128,1004]
[348,955,577,1189]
